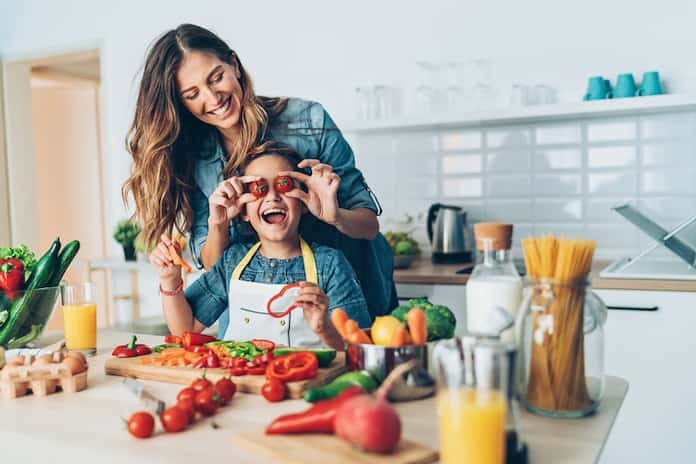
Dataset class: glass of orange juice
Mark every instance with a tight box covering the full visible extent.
[434,337,509,464]
[61,282,97,355]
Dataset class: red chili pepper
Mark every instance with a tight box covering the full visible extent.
[265,386,364,434]
[0,258,24,300]
[266,352,318,383]
[164,335,182,345]
[206,351,220,368]
[112,335,152,358]
[181,331,217,349]
[273,175,294,194]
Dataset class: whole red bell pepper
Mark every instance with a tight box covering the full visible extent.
[266,352,318,383]
[112,335,152,358]
[182,331,217,348]
[0,258,24,299]
[265,386,364,434]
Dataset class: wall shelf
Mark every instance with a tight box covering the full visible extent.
[343,94,696,133]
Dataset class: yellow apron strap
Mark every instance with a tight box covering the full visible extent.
[300,238,318,284]
[231,239,317,284]
[232,242,262,280]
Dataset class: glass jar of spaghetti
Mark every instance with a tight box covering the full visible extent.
[517,278,607,418]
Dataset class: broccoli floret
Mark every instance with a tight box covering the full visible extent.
[390,305,410,323]
[424,308,455,341]
[427,304,456,328]
[406,298,432,310]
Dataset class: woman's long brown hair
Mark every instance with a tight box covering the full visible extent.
[122,24,287,249]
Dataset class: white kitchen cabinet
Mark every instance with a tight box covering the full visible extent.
[395,283,467,334]
[595,289,696,464]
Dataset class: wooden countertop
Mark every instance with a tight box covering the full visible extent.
[395,257,696,291]
[1,330,628,464]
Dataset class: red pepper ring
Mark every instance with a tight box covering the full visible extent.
[266,352,318,383]
[266,283,302,318]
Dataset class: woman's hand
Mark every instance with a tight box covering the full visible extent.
[280,159,339,226]
[149,234,182,289]
[294,281,331,334]
[208,176,260,226]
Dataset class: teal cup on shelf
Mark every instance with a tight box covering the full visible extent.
[583,76,611,100]
[636,71,663,96]
[609,73,637,98]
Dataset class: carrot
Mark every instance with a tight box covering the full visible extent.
[344,319,373,344]
[167,244,192,273]
[151,357,165,366]
[387,326,408,348]
[139,357,153,365]
[330,308,349,338]
[407,308,427,345]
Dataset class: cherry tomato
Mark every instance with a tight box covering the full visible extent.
[248,179,269,198]
[214,377,237,405]
[127,411,155,439]
[160,406,188,433]
[176,397,196,424]
[261,378,286,402]
[191,376,213,392]
[273,176,294,194]
[194,388,220,416]
[177,387,197,402]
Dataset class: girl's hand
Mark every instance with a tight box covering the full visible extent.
[208,176,260,226]
[279,159,339,226]
[294,281,331,334]
[149,234,182,289]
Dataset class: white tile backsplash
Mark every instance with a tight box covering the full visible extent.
[354,109,696,259]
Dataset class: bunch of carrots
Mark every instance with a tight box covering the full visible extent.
[330,308,427,347]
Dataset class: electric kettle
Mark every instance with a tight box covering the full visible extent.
[427,203,472,264]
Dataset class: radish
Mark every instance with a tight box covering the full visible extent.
[334,360,416,454]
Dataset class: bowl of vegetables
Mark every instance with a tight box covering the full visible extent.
[384,231,420,269]
[0,239,80,348]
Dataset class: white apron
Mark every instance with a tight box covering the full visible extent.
[223,239,322,348]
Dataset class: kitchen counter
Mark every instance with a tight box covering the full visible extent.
[1,330,627,463]
[395,257,696,291]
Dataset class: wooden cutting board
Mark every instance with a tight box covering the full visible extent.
[231,431,438,464]
[104,352,347,399]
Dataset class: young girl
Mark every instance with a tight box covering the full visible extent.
[149,143,371,350]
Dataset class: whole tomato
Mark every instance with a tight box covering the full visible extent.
[176,397,196,424]
[273,175,294,194]
[191,377,213,392]
[177,387,197,402]
[248,179,269,198]
[160,406,188,433]
[261,378,286,403]
[194,388,220,416]
[215,377,237,406]
[127,411,155,439]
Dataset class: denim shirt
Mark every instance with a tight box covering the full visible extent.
[188,98,396,331]
[185,241,372,338]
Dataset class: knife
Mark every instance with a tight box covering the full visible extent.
[122,377,166,414]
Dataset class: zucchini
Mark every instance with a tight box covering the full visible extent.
[0,238,60,346]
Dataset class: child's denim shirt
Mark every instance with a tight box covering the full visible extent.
[185,241,371,338]
[188,98,396,324]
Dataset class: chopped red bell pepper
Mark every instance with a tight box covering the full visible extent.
[181,331,217,348]
[266,352,318,383]
[251,339,276,351]
[230,367,247,376]
[206,351,220,368]
[0,258,24,300]
[247,365,267,375]
[265,386,364,434]
[164,335,182,345]
[111,335,152,358]
[185,345,211,354]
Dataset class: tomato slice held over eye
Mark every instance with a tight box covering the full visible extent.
[273,175,294,193]
[248,179,269,198]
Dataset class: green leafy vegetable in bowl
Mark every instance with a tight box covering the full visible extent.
[0,245,37,278]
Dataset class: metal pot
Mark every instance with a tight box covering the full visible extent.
[346,343,435,402]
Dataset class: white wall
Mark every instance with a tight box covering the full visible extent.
[2,0,696,257]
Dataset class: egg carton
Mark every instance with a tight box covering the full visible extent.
[0,352,88,399]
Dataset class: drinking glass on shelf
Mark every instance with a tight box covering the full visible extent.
[509,84,530,107]
[415,61,437,115]
[354,86,374,120]
[434,337,509,464]
[445,62,465,111]
[61,282,98,355]
[532,84,557,104]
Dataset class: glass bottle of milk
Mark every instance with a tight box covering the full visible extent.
[466,223,522,343]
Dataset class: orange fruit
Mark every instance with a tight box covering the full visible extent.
[371,316,404,346]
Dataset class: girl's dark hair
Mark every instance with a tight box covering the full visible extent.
[240,141,304,174]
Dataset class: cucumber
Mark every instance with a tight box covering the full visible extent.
[48,240,80,286]
[0,238,60,346]
[272,348,337,368]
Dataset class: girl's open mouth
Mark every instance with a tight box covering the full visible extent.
[261,208,288,225]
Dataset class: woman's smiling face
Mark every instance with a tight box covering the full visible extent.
[176,51,243,130]
[242,155,304,243]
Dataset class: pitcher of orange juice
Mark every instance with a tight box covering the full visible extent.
[61,282,97,355]
[433,336,513,464]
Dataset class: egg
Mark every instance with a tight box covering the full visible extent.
[61,356,85,374]
[32,354,54,366]
[7,355,25,366]
[65,351,87,365]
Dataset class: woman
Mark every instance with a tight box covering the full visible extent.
[123,24,395,334]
